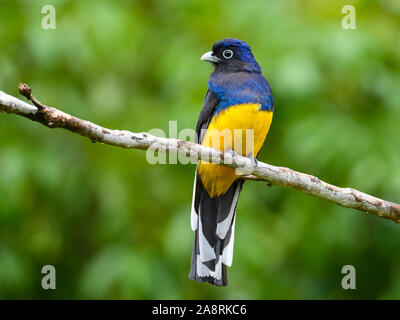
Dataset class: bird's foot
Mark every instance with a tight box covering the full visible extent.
[249,156,258,168]
[246,152,258,168]
[226,148,239,156]
[239,153,258,175]
[226,148,240,162]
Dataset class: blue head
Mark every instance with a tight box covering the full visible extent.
[201,38,261,73]
[201,39,273,112]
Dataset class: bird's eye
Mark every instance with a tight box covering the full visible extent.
[222,49,233,59]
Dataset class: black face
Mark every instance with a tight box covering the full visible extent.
[212,44,236,63]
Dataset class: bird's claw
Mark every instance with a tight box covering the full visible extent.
[250,156,258,168]
[227,149,240,158]
[246,152,258,168]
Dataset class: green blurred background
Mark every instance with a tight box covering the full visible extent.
[0,0,399,299]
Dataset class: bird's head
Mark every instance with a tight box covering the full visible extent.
[201,38,261,73]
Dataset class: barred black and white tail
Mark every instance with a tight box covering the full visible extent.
[189,173,243,286]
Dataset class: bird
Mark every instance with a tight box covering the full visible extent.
[189,38,274,286]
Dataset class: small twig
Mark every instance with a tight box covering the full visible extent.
[18,83,45,111]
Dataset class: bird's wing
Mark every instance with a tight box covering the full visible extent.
[192,89,219,217]
[195,89,219,143]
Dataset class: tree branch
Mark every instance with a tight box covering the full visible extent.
[1,83,399,223]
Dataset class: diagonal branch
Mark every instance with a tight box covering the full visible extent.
[1,83,400,223]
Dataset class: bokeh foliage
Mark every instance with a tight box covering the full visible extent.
[0,0,399,299]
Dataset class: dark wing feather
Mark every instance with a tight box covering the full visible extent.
[194,89,219,213]
[195,89,219,143]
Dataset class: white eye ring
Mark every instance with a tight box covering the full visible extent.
[222,49,233,59]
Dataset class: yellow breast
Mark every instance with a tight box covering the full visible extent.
[198,103,273,198]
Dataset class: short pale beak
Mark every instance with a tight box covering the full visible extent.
[201,51,221,63]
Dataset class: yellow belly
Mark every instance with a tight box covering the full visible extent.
[198,103,273,198]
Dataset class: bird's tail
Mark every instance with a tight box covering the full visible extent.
[189,174,243,286]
